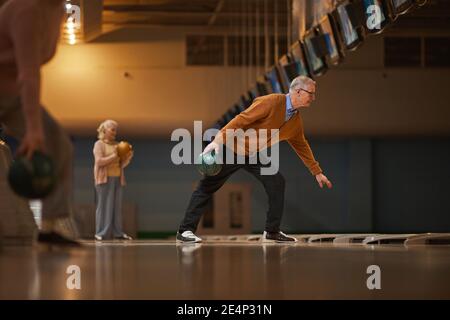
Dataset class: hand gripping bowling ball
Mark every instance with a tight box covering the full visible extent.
[196,150,222,177]
[117,141,132,160]
[8,151,56,199]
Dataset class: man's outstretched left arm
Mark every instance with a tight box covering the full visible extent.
[288,132,332,189]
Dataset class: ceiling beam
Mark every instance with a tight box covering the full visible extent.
[103,4,216,13]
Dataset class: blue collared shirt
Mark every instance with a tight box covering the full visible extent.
[285,94,297,122]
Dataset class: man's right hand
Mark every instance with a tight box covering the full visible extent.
[202,141,219,155]
[17,128,45,159]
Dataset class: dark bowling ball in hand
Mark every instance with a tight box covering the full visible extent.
[8,151,56,199]
[196,151,222,176]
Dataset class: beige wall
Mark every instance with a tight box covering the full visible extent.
[307,35,450,136]
[42,28,450,137]
[308,69,450,136]
[42,32,248,136]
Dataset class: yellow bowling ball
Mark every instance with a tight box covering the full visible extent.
[117,141,132,159]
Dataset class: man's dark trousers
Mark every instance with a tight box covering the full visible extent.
[178,149,285,233]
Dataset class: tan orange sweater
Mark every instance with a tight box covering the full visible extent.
[214,94,322,176]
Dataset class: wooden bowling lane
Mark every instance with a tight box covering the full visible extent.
[1,241,450,299]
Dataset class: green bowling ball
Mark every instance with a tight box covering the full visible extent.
[8,151,56,199]
[196,151,222,176]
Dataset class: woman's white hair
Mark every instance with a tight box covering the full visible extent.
[97,119,118,140]
[289,76,316,93]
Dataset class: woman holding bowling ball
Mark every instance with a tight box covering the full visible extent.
[93,120,133,241]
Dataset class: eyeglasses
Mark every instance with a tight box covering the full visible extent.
[297,87,316,97]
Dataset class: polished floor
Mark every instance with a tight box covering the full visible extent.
[1,240,450,299]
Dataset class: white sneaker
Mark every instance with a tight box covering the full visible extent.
[94,235,102,241]
[176,231,202,243]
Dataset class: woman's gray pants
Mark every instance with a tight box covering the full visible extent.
[95,177,124,239]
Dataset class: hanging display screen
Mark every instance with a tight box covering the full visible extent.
[304,31,328,76]
[362,0,389,33]
[256,77,270,96]
[248,87,258,100]
[266,67,283,94]
[278,55,296,90]
[290,41,310,77]
[335,3,362,50]
[391,0,414,15]
[318,15,341,65]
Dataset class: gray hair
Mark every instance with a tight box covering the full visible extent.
[289,76,316,93]
[97,119,118,140]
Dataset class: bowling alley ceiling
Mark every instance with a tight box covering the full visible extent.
[102,0,450,31]
[103,0,287,28]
